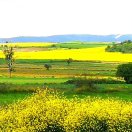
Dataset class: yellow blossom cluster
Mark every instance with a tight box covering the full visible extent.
[0,89,132,131]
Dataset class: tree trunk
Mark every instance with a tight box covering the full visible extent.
[8,62,12,78]
[9,70,11,78]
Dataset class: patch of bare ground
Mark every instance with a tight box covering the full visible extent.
[15,47,51,52]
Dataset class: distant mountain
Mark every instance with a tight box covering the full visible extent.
[0,34,132,43]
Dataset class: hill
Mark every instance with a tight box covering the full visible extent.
[0,34,132,43]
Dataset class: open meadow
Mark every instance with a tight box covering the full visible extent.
[0,42,132,131]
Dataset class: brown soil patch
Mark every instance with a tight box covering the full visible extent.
[15,47,50,52]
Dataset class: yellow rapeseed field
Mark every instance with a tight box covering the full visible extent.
[0,89,131,131]
[0,46,132,62]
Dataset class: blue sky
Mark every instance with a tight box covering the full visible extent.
[0,0,132,37]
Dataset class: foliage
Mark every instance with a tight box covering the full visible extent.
[66,78,124,85]
[106,41,132,53]
[2,45,15,78]
[0,83,37,93]
[66,78,124,93]
[0,89,131,131]
[44,63,52,70]
[116,63,132,83]
[66,58,73,65]
[51,44,57,48]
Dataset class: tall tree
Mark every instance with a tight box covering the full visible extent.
[2,44,14,78]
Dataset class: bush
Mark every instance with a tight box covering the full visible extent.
[0,83,37,93]
[66,58,73,65]
[66,78,123,85]
[44,64,52,70]
[116,63,132,83]
[0,89,131,131]
[66,78,97,93]
[74,84,97,94]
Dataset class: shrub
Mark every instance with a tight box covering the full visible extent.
[66,58,73,65]
[0,89,132,131]
[66,78,123,85]
[0,83,36,93]
[44,64,52,70]
[116,63,132,83]
[51,44,56,48]
[66,78,97,93]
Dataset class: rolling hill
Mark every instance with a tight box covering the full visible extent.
[0,34,132,43]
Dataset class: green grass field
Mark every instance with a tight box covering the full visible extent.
[0,92,31,105]
[0,60,132,105]
[0,77,69,84]
[54,42,110,49]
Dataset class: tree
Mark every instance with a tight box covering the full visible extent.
[2,45,15,78]
[51,44,56,48]
[116,63,132,83]
[44,64,52,70]
[67,58,73,65]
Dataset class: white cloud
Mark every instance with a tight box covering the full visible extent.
[0,0,132,37]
